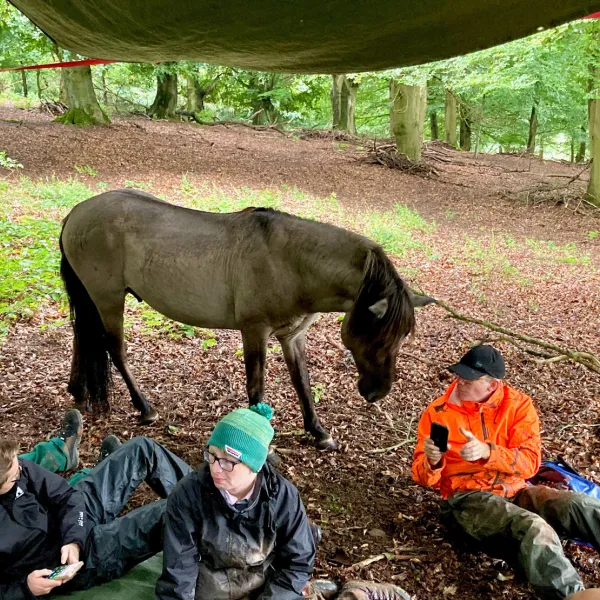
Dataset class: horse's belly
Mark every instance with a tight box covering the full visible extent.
[131,286,238,330]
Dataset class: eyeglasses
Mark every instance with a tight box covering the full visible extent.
[204,449,240,472]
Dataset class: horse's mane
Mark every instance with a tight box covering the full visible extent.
[347,246,415,346]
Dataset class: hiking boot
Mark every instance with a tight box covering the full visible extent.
[97,435,122,465]
[310,523,323,546]
[303,580,339,599]
[58,409,83,470]
[338,581,412,600]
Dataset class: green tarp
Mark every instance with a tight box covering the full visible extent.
[58,554,161,600]
[8,0,600,73]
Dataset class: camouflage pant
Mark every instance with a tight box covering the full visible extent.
[442,486,600,599]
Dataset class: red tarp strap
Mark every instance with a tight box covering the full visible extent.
[0,59,116,73]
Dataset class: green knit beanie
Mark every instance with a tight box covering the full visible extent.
[207,403,274,473]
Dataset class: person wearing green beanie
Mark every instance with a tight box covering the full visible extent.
[157,403,318,600]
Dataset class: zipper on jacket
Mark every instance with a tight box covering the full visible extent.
[480,412,488,440]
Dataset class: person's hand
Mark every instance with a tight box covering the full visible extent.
[26,570,63,596]
[60,543,80,565]
[459,428,491,462]
[424,437,451,467]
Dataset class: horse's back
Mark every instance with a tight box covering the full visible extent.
[60,189,372,327]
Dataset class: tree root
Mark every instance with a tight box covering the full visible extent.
[433,298,600,375]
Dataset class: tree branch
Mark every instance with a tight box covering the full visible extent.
[434,299,600,375]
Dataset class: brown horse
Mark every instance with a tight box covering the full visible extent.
[59,189,434,449]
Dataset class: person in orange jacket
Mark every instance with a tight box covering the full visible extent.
[412,345,600,600]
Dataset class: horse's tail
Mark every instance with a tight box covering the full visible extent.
[59,221,111,411]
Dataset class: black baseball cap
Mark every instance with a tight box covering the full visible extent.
[448,345,505,380]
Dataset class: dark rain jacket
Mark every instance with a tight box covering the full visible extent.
[156,462,315,600]
[0,460,88,600]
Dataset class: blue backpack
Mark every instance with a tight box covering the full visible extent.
[530,456,600,500]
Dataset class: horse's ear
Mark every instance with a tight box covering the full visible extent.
[368,298,389,319]
[410,292,437,308]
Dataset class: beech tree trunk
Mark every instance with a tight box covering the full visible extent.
[526,105,537,154]
[444,90,458,147]
[56,56,108,126]
[149,71,178,120]
[389,80,427,162]
[459,102,472,151]
[430,111,439,140]
[331,74,359,134]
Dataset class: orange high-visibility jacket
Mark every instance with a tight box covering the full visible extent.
[412,381,541,499]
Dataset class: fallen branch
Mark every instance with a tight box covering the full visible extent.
[351,554,387,569]
[368,439,415,454]
[434,299,600,375]
[351,553,423,569]
[397,350,442,367]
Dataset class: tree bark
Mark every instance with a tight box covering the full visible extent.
[430,111,439,140]
[56,60,108,126]
[588,98,600,206]
[36,70,42,101]
[331,74,359,134]
[526,105,537,154]
[587,22,600,205]
[20,70,28,98]
[101,71,108,105]
[444,90,458,147]
[576,140,587,163]
[459,102,472,151]
[186,76,209,113]
[389,80,427,162]
[149,70,178,120]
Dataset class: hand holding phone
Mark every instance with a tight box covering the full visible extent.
[430,422,449,453]
[46,561,84,581]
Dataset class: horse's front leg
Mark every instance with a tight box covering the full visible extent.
[279,331,337,451]
[241,326,270,405]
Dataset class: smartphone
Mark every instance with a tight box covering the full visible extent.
[46,562,84,581]
[430,422,449,453]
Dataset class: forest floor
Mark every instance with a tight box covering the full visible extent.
[1,102,600,599]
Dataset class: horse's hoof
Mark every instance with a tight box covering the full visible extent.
[74,401,91,413]
[315,436,338,451]
[139,409,159,425]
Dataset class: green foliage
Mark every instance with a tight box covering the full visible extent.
[358,204,435,257]
[0,216,62,324]
[180,177,283,212]
[0,151,23,169]
[311,383,325,404]
[74,164,98,176]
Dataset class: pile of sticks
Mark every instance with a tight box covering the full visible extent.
[359,143,439,177]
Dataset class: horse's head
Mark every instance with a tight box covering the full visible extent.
[341,248,435,402]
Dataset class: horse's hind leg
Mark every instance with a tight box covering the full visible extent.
[98,303,158,424]
[278,328,336,451]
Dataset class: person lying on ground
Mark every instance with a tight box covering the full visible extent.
[156,403,318,600]
[412,344,600,600]
[0,409,192,599]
